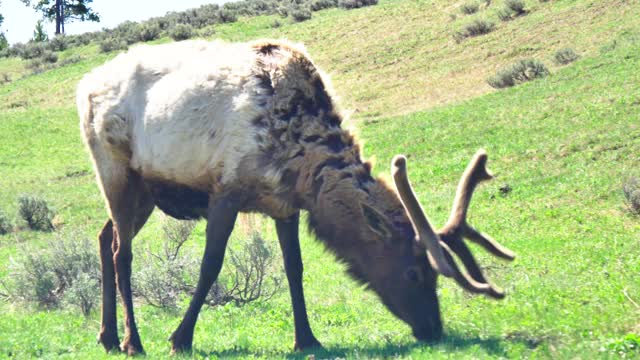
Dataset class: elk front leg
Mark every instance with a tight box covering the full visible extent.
[275,212,322,351]
[170,196,239,354]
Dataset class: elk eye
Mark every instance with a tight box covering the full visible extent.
[404,267,422,283]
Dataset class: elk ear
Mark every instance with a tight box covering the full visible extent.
[361,203,393,239]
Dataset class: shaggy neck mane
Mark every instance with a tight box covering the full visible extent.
[249,41,409,282]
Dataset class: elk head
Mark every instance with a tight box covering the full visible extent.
[352,150,515,341]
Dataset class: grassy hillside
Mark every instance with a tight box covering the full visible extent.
[1,0,639,358]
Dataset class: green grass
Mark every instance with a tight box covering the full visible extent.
[1,0,639,358]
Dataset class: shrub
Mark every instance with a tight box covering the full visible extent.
[505,0,526,15]
[58,54,82,66]
[497,8,513,21]
[487,58,549,88]
[18,195,55,231]
[0,209,13,235]
[498,0,526,21]
[291,7,313,22]
[0,32,8,53]
[216,232,284,306]
[26,58,43,70]
[198,27,217,38]
[19,42,46,60]
[41,50,58,64]
[454,18,495,41]
[623,177,640,215]
[170,24,194,41]
[134,217,198,309]
[218,9,239,23]
[99,37,127,53]
[338,0,378,9]
[0,72,11,85]
[4,231,100,315]
[137,22,161,42]
[134,216,283,309]
[460,2,479,14]
[47,35,69,51]
[112,21,141,45]
[311,0,338,11]
[554,47,579,65]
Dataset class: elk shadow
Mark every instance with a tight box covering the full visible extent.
[196,330,546,359]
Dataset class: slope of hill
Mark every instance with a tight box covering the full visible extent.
[0,0,639,358]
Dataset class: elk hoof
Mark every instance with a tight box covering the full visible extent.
[97,330,120,353]
[169,330,193,355]
[120,338,145,356]
[294,336,323,351]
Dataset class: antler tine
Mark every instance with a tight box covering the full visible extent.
[443,149,493,231]
[434,149,514,299]
[442,149,515,260]
[439,241,505,299]
[392,155,455,278]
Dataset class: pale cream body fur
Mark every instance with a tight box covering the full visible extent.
[78,40,291,217]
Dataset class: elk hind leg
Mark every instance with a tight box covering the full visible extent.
[98,165,153,355]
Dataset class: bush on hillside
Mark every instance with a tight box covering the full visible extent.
[41,50,58,64]
[18,195,55,231]
[338,0,378,9]
[498,0,526,21]
[18,42,47,60]
[554,47,579,65]
[487,58,549,88]
[291,6,313,22]
[0,73,10,85]
[58,54,83,67]
[4,231,100,316]
[218,8,239,23]
[311,0,338,11]
[134,216,283,309]
[0,0,378,58]
[110,21,142,45]
[99,37,128,53]
[137,22,161,42]
[505,0,526,15]
[454,18,495,41]
[0,209,13,235]
[170,24,194,41]
[623,177,640,215]
[460,2,479,15]
[47,35,69,52]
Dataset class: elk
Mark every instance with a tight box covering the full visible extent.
[77,39,515,355]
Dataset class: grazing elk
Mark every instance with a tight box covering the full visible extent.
[78,39,515,355]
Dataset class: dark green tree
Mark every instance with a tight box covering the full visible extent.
[21,0,100,35]
[33,20,48,41]
[0,1,7,50]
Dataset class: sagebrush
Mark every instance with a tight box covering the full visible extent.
[460,2,479,15]
[134,216,283,309]
[3,231,100,316]
[455,19,495,41]
[623,177,640,215]
[169,24,194,41]
[487,58,549,88]
[0,209,12,235]
[554,48,580,65]
[18,195,55,231]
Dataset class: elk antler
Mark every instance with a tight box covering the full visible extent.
[392,156,455,278]
[392,150,515,299]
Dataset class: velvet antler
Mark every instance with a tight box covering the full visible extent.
[392,150,515,299]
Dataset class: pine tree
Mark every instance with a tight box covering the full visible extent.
[33,20,49,42]
[20,0,100,35]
